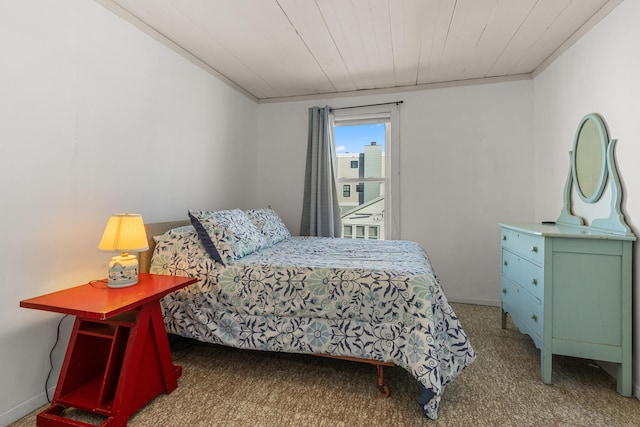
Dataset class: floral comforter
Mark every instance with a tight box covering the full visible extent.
[151,233,475,419]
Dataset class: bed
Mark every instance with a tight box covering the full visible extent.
[140,208,475,420]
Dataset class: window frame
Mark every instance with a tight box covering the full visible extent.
[330,105,400,240]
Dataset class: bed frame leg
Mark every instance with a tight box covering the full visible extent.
[315,353,392,397]
[377,364,390,397]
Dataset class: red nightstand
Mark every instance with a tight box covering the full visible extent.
[20,273,197,427]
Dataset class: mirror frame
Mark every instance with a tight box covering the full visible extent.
[570,113,609,203]
[558,113,633,237]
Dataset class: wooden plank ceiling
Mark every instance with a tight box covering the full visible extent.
[100,0,621,101]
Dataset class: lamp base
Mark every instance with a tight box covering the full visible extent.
[108,254,139,288]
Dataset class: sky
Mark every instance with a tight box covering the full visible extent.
[334,123,385,154]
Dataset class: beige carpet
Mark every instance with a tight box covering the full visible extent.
[10,303,640,426]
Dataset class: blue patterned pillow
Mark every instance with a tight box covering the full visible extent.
[246,208,291,246]
[150,225,214,274]
[188,209,268,265]
[152,225,196,244]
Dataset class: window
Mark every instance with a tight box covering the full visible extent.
[368,226,378,240]
[332,104,400,240]
[342,225,380,240]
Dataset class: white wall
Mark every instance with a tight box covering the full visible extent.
[0,1,258,424]
[532,0,640,398]
[257,80,534,306]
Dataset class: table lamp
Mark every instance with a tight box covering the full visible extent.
[98,214,149,288]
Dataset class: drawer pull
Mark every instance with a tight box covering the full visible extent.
[503,261,508,267]
[531,313,538,322]
[531,246,538,253]
[502,288,507,294]
[531,278,538,286]
[503,235,507,241]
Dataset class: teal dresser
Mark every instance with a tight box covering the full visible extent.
[500,113,635,396]
[499,222,634,395]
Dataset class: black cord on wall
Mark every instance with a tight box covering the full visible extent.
[45,314,68,403]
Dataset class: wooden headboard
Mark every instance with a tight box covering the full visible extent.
[139,220,191,274]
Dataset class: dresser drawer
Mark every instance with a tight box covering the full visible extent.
[501,228,544,264]
[501,249,544,301]
[501,278,543,339]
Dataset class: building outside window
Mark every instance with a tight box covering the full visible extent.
[343,185,351,198]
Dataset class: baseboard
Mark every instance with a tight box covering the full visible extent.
[597,361,639,399]
[448,297,501,307]
[0,386,54,426]
[598,361,617,380]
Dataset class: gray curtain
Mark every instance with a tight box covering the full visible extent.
[300,106,342,237]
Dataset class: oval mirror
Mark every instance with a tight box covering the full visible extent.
[571,114,608,203]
